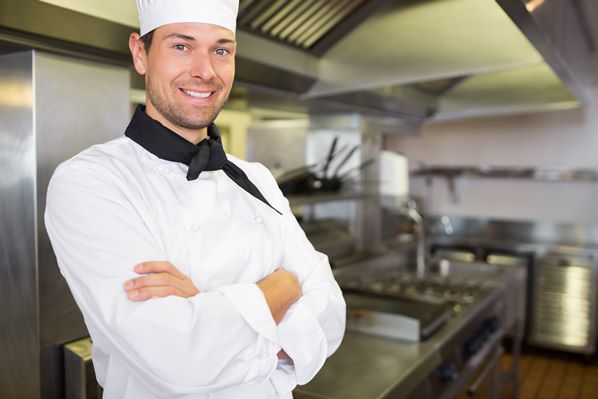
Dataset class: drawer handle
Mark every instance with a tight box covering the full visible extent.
[465,346,503,396]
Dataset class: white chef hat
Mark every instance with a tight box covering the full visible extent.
[136,0,239,36]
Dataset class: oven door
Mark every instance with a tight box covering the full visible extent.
[433,328,504,399]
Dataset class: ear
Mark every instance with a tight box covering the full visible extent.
[129,33,147,75]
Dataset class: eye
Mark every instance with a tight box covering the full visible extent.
[173,44,188,52]
[214,48,230,56]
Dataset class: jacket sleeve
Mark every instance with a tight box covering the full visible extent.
[254,164,346,390]
[45,160,281,397]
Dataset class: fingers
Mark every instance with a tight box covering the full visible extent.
[125,272,178,289]
[125,272,198,297]
[124,261,199,301]
[134,261,188,280]
[126,285,189,301]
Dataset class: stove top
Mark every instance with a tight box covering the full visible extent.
[339,271,495,315]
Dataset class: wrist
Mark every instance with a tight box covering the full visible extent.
[257,269,302,324]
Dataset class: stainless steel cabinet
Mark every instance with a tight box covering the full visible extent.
[528,252,597,354]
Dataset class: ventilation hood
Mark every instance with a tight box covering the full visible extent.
[1,0,594,126]
[233,0,594,124]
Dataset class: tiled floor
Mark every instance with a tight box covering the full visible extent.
[500,348,598,399]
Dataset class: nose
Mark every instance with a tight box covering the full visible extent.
[189,53,216,81]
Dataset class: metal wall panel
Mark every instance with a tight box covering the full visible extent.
[0,49,129,399]
[34,51,130,399]
[0,51,39,399]
[246,119,309,172]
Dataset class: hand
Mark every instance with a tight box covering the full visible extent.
[257,268,302,324]
[124,261,199,301]
[277,350,292,361]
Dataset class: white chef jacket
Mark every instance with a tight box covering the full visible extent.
[45,136,346,399]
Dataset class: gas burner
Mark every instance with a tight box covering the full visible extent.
[340,271,492,314]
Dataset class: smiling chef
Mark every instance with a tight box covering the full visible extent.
[44,0,346,398]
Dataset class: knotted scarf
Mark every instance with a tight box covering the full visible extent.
[125,106,281,215]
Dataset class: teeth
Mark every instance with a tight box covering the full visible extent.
[183,89,211,98]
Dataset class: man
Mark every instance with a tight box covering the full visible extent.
[44,0,346,398]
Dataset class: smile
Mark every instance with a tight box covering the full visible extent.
[181,89,213,99]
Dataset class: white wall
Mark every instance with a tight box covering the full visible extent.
[386,66,598,225]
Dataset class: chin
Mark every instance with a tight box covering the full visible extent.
[179,116,218,130]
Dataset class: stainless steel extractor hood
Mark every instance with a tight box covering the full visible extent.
[234,0,595,123]
[0,0,595,124]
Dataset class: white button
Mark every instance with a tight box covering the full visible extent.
[162,167,171,176]
[191,223,201,232]
[255,216,264,224]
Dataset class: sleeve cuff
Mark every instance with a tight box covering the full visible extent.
[217,283,279,344]
[277,301,328,384]
[270,361,297,396]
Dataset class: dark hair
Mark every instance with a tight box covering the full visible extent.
[140,30,155,52]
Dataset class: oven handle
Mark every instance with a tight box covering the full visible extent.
[465,345,504,397]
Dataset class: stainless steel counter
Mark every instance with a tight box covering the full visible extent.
[296,261,515,399]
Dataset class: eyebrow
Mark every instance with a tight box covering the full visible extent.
[216,38,237,45]
[162,33,236,45]
[163,33,196,41]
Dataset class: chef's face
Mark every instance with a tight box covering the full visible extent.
[130,23,236,134]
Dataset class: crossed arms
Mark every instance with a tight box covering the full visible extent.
[124,261,302,359]
[45,159,346,396]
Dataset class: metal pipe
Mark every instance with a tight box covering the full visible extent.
[405,200,426,277]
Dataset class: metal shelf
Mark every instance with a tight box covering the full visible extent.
[412,166,598,183]
[287,191,370,206]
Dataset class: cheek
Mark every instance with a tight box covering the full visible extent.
[149,58,189,88]
[212,56,234,78]
[217,64,235,88]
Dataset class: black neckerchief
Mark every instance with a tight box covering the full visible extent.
[125,105,281,215]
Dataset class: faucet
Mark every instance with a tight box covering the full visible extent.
[440,215,454,235]
[405,200,426,278]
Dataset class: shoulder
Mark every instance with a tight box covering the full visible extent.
[53,136,146,179]
[227,155,287,207]
[48,136,140,197]
[227,155,277,188]
[227,155,271,178]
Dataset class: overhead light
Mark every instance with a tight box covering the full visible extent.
[525,0,545,12]
[0,82,32,107]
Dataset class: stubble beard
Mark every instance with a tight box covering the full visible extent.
[146,80,227,130]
